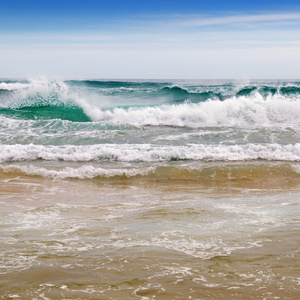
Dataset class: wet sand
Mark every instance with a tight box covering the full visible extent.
[1,170,300,299]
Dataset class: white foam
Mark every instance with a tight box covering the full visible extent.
[100,233,255,259]
[0,82,30,91]
[1,164,156,179]
[0,116,37,136]
[86,92,300,127]
[1,143,300,163]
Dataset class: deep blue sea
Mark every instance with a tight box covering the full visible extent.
[0,78,300,299]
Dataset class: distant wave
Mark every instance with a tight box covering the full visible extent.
[68,79,169,89]
[236,85,300,97]
[160,86,225,102]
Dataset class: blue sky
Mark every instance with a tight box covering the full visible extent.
[1,0,300,79]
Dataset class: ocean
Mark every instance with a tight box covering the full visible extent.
[0,78,300,299]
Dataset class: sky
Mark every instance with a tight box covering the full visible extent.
[1,0,300,79]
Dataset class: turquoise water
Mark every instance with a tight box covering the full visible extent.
[0,78,300,299]
[1,78,300,166]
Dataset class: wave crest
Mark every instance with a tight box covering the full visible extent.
[1,143,300,163]
[1,78,300,127]
[91,95,300,127]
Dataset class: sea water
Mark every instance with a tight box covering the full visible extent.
[0,78,300,299]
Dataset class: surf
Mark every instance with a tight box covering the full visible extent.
[0,78,93,121]
[1,78,300,127]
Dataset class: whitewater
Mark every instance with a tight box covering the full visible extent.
[0,78,300,299]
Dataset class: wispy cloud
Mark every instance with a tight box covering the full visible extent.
[1,11,300,79]
[3,12,300,45]
[181,13,300,27]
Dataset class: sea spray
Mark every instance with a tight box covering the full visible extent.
[1,78,300,126]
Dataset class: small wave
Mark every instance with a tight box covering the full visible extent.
[236,84,300,98]
[161,86,223,102]
[1,164,156,179]
[236,86,257,97]
[2,163,300,186]
[68,80,169,89]
[1,143,300,163]
[279,86,300,95]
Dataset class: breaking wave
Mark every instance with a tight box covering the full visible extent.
[1,78,300,127]
[1,143,300,163]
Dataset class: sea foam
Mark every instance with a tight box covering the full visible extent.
[1,143,300,163]
[1,164,156,179]
[88,94,300,127]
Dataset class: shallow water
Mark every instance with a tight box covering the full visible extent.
[1,172,300,299]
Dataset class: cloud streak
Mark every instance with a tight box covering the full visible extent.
[182,13,300,27]
[2,12,300,45]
